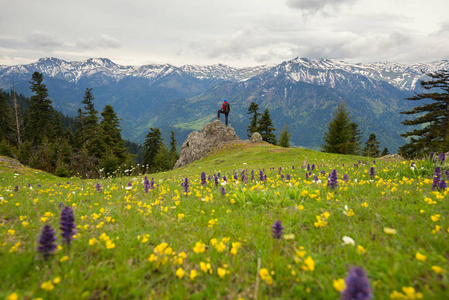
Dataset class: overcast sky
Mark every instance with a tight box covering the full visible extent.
[1,0,448,67]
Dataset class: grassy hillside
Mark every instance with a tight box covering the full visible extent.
[0,144,448,299]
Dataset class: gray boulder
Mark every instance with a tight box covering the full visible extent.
[174,120,240,169]
[250,132,263,143]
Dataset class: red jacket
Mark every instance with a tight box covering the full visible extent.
[221,103,227,111]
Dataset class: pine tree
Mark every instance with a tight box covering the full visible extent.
[321,103,353,154]
[258,108,277,145]
[0,91,14,143]
[246,102,260,138]
[100,105,127,162]
[278,124,291,148]
[75,89,105,158]
[362,133,381,157]
[399,70,449,157]
[169,131,179,168]
[381,147,390,156]
[153,142,171,172]
[143,128,162,171]
[24,72,60,145]
[348,122,363,155]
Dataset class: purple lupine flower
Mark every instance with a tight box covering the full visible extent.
[340,266,372,300]
[327,169,338,189]
[286,174,291,181]
[144,176,150,193]
[37,225,57,261]
[305,172,310,179]
[60,206,76,247]
[292,166,295,170]
[220,186,226,196]
[217,172,221,178]
[201,172,207,186]
[438,153,446,164]
[373,160,376,165]
[241,171,248,184]
[272,220,284,239]
[432,167,441,190]
[278,167,282,175]
[183,178,189,194]
[410,162,415,169]
[264,174,267,182]
[321,170,326,176]
[445,170,449,180]
[214,176,219,186]
[259,170,264,182]
[223,175,227,182]
[58,202,65,208]
[150,178,155,189]
[281,175,285,180]
[311,164,315,170]
[439,180,447,191]
[208,175,212,182]
[95,183,102,192]
[127,182,132,187]
[14,186,19,192]
[37,184,42,187]
[369,167,375,179]
[343,174,349,183]
[251,170,254,181]
[429,152,435,162]
[307,164,310,171]
[354,164,359,168]
[313,175,319,183]
[233,172,238,181]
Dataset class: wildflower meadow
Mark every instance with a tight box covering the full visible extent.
[1,143,448,299]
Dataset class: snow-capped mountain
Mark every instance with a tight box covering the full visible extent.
[268,57,449,90]
[1,57,447,91]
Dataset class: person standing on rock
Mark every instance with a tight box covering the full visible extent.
[217,100,230,127]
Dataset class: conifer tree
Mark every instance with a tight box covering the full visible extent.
[0,91,14,143]
[321,102,353,154]
[362,133,381,157]
[278,124,291,148]
[24,72,60,145]
[258,108,277,145]
[399,70,449,157]
[100,105,127,162]
[143,127,162,171]
[246,102,261,138]
[75,88,105,158]
[381,147,389,156]
[169,130,179,168]
[348,122,363,155]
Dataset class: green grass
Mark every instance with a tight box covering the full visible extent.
[0,144,448,300]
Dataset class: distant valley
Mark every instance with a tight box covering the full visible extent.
[1,57,448,152]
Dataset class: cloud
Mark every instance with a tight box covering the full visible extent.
[286,0,359,14]
[76,34,120,50]
[26,31,64,48]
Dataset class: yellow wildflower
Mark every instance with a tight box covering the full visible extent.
[41,281,54,291]
[217,267,227,278]
[333,278,346,292]
[415,252,426,262]
[431,266,443,274]
[190,269,198,280]
[176,267,185,279]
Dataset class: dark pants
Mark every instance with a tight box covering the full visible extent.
[217,110,229,126]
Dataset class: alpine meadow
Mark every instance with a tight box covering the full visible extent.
[1,59,449,300]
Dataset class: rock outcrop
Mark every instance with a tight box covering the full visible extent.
[174,120,240,169]
[250,132,263,143]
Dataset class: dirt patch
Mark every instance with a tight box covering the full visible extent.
[270,148,289,153]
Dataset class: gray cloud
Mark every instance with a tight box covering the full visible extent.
[76,34,121,50]
[26,31,64,48]
[286,0,359,14]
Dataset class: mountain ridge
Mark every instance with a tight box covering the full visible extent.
[0,56,447,152]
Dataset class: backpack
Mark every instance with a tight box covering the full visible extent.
[225,103,230,112]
